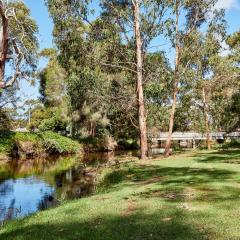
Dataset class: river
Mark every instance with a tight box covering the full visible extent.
[0,151,138,222]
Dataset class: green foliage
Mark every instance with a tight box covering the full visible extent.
[39,49,66,107]
[1,1,39,85]
[43,0,240,146]
[39,115,66,132]
[222,139,240,149]
[0,131,81,155]
[29,106,67,132]
[0,131,40,154]
[0,131,16,153]
[28,107,51,130]
[118,139,139,150]
[41,131,81,154]
[0,109,11,131]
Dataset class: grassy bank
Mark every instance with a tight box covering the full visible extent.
[0,131,82,158]
[1,149,240,239]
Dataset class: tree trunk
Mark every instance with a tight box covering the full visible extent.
[164,1,179,157]
[0,3,9,85]
[202,86,211,150]
[133,0,148,159]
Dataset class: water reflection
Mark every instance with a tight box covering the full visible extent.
[0,177,54,221]
[0,151,136,222]
[54,166,94,200]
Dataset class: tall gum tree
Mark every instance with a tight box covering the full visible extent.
[164,0,180,156]
[100,0,169,159]
[0,0,38,90]
[132,0,147,159]
[164,0,221,156]
[188,9,230,149]
[47,0,168,159]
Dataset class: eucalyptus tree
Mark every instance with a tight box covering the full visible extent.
[99,0,169,159]
[144,51,172,131]
[0,0,38,90]
[186,9,240,149]
[163,0,226,155]
[46,0,169,159]
[215,31,240,131]
[39,48,66,107]
[46,0,109,137]
[173,7,238,151]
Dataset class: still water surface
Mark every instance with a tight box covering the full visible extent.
[0,151,137,222]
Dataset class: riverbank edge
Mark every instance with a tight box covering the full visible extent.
[0,131,83,160]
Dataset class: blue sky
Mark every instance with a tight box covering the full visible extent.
[18,0,53,103]
[19,0,240,103]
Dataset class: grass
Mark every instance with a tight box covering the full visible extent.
[1,149,240,240]
[0,131,82,156]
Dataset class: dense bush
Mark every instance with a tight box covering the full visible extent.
[117,139,139,150]
[28,107,67,132]
[0,131,81,156]
[41,131,81,154]
[39,116,67,132]
[222,139,240,149]
[0,110,11,131]
[0,131,40,154]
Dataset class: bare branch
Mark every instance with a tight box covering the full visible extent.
[2,39,23,89]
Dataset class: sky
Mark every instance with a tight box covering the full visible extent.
[18,0,53,103]
[19,0,240,103]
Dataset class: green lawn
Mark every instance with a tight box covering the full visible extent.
[1,149,240,240]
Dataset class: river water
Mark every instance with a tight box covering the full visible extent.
[0,151,138,222]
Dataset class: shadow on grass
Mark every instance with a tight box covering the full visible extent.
[134,184,240,205]
[0,208,210,240]
[100,164,236,191]
[194,149,240,164]
[99,157,240,204]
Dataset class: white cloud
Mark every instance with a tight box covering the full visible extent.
[215,0,239,10]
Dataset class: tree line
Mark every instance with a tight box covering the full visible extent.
[0,0,239,159]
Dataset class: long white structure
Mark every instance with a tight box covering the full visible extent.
[149,132,240,141]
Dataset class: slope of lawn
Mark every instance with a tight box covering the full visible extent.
[1,149,240,240]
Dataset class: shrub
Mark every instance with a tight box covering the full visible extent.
[222,139,240,149]
[118,139,139,150]
[0,131,82,156]
[0,131,15,153]
[40,131,81,154]
[39,116,66,132]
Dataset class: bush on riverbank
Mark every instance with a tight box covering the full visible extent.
[0,131,82,158]
[79,135,118,152]
[222,139,240,149]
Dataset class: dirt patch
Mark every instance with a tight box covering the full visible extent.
[0,154,11,161]
[122,199,138,217]
[223,159,240,164]
[94,196,110,201]
[137,176,164,185]
[135,188,195,201]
